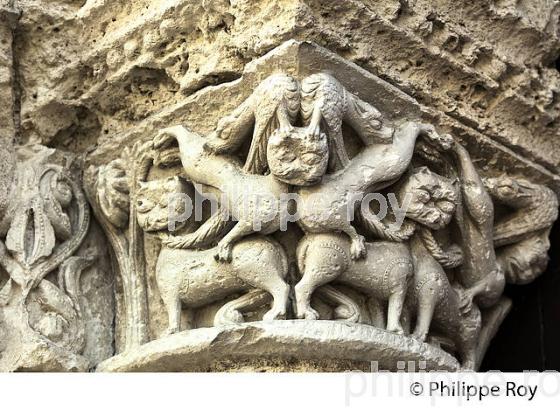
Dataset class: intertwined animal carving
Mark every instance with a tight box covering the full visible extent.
[135,178,290,335]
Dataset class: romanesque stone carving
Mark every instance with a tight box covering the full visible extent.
[153,125,290,262]
[84,142,152,350]
[0,143,109,371]
[3,16,558,371]
[485,176,559,285]
[82,57,558,372]
[135,177,290,335]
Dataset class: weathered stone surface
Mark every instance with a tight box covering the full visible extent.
[96,321,459,372]
[12,1,560,171]
[1,0,559,372]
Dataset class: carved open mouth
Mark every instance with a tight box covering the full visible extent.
[153,134,181,167]
[415,140,443,164]
[153,132,178,151]
[153,147,181,168]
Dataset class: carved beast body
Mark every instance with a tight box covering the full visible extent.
[296,121,453,259]
[153,125,289,262]
[156,236,290,335]
[134,177,290,335]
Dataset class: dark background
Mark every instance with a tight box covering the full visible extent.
[481,220,560,371]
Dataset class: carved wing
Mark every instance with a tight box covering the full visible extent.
[244,74,299,174]
[301,73,348,171]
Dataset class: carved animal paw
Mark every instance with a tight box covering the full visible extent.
[305,124,322,140]
[214,243,233,263]
[278,123,294,135]
[263,306,287,321]
[208,116,235,142]
[350,235,367,260]
[422,126,454,152]
[459,290,474,315]
[214,309,244,326]
[411,332,427,343]
[296,306,320,320]
[203,137,230,154]
[387,325,405,335]
[153,129,176,150]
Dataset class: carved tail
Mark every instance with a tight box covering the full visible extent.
[161,211,231,249]
[357,208,416,242]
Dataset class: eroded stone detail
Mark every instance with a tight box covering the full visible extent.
[81,62,557,371]
[1,0,558,372]
[0,143,111,371]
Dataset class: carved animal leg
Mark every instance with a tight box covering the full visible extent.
[276,101,295,133]
[460,345,477,371]
[306,103,323,138]
[235,256,290,322]
[215,222,253,262]
[262,281,290,322]
[295,266,343,320]
[386,289,406,334]
[294,276,321,320]
[342,225,366,260]
[295,239,348,320]
[367,296,385,328]
[317,285,361,323]
[412,286,437,342]
[161,290,182,336]
[400,304,412,335]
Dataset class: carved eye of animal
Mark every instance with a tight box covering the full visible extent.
[137,198,155,213]
[370,119,382,130]
[437,200,455,214]
[281,150,297,162]
[416,190,431,203]
[497,184,516,197]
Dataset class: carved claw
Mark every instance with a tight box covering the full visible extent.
[387,324,405,335]
[305,124,322,140]
[214,242,233,263]
[411,331,427,343]
[296,306,320,320]
[214,309,244,326]
[263,306,287,321]
[350,235,367,260]
[209,116,236,142]
[420,124,454,152]
[203,138,230,154]
[153,129,177,150]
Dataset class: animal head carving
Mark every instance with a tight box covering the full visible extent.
[483,175,533,203]
[397,166,458,230]
[136,177,194,232]
[267,127,329,186]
